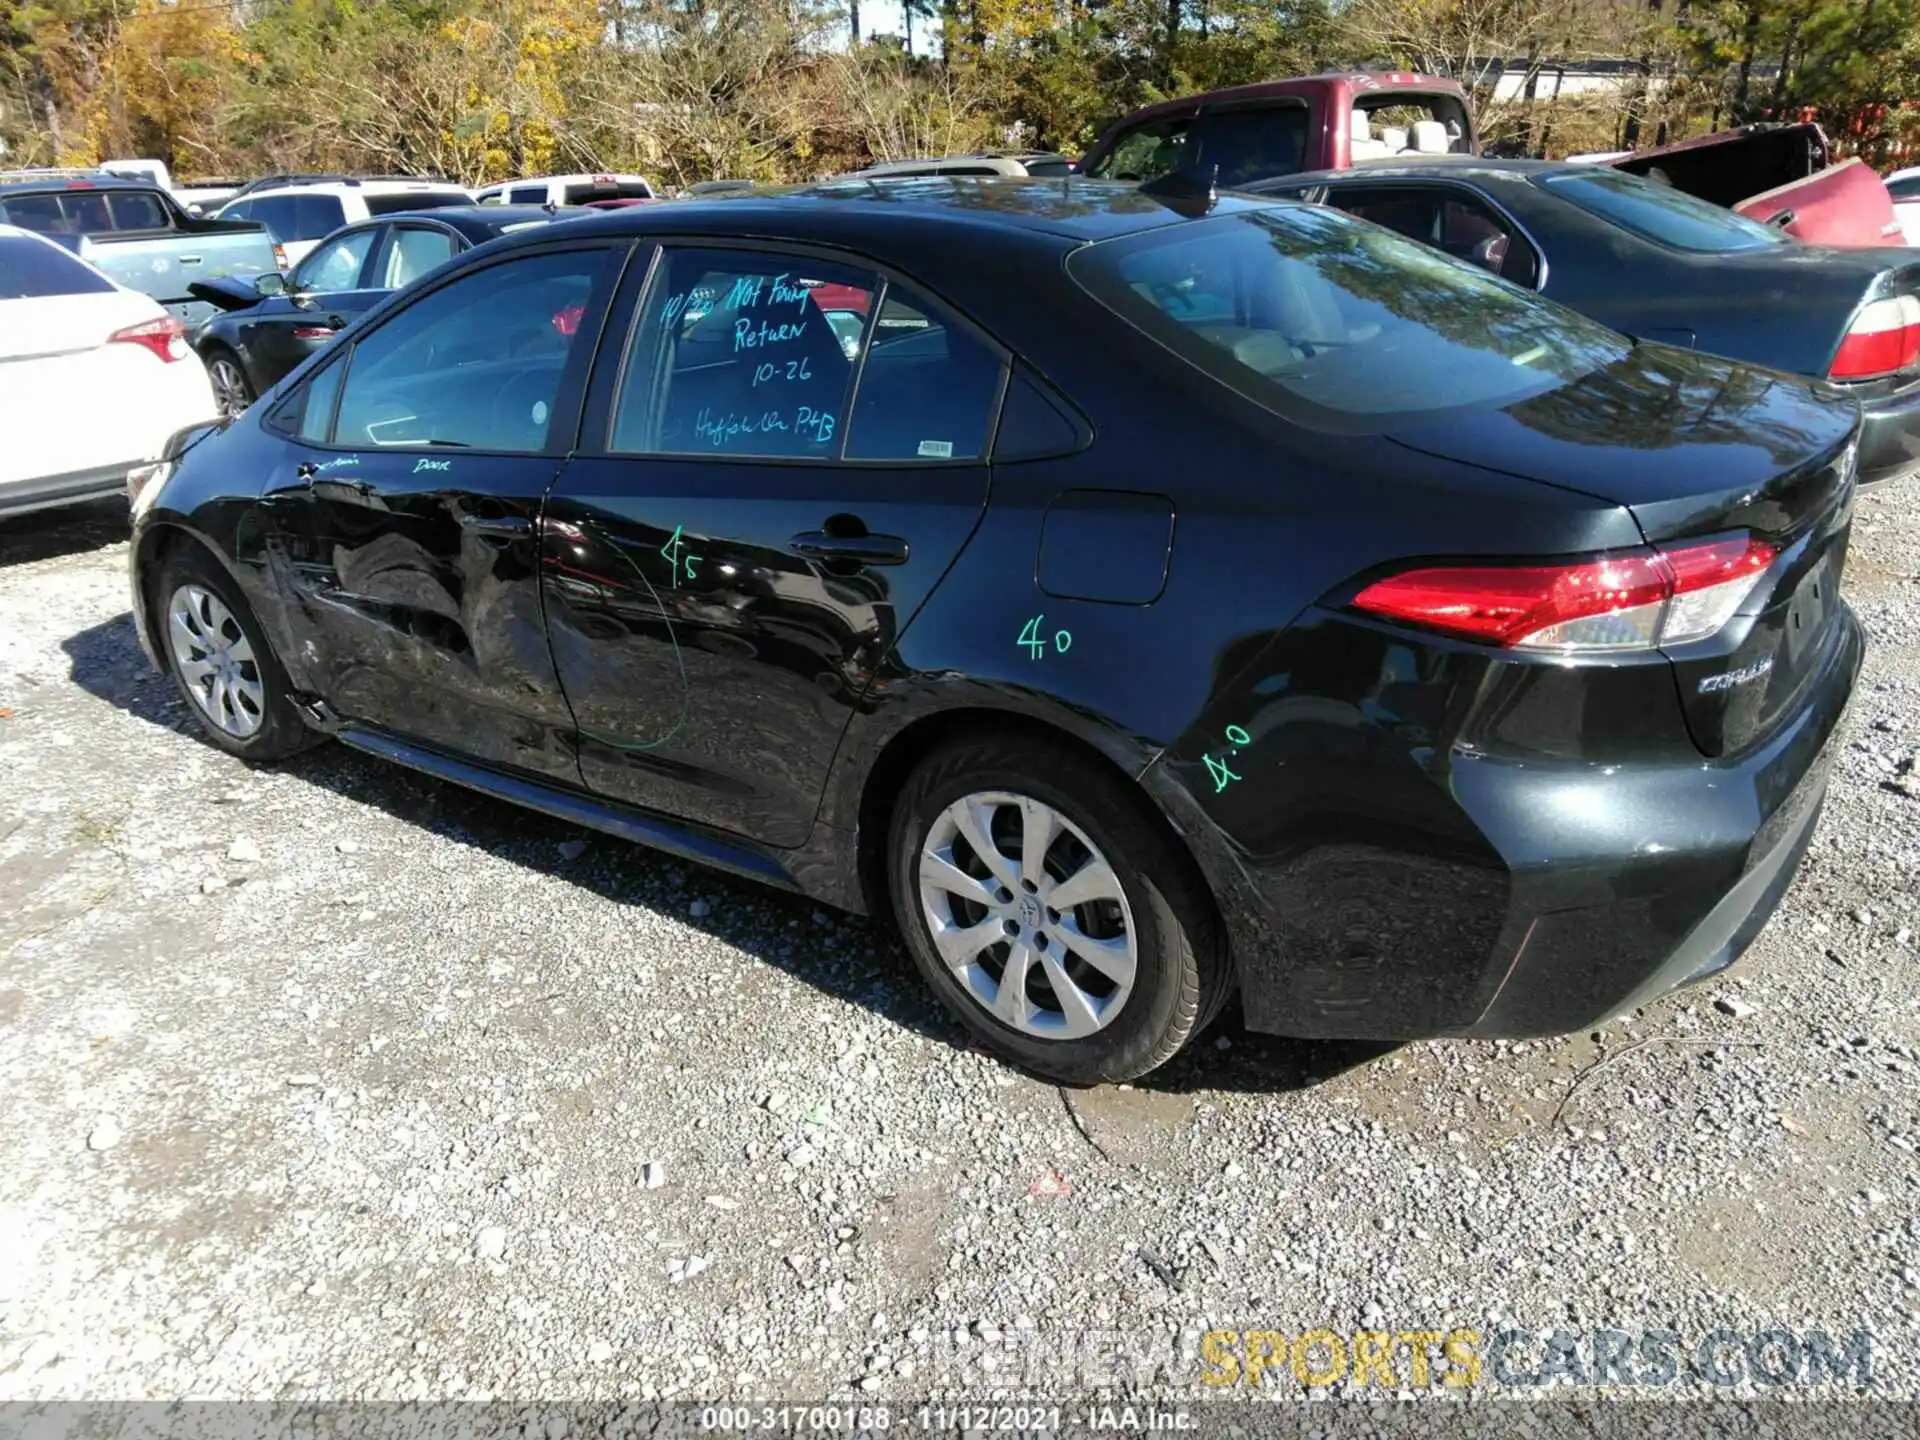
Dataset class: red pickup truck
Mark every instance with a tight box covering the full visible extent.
[1081,76,1904,249]
[1609,123,1906,248]
[1078,72,1477,188]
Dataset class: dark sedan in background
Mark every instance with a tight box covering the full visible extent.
[1250,158,1920,486]
[129,179,1861,1083]
[188,204,565,416]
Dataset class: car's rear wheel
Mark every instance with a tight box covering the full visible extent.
[888,735,1228,1084]
[154,544,318,761]
[205,349,253,420]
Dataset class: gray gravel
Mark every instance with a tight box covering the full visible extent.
[1,490,1917,1406]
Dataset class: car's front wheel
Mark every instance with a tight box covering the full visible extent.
[888,735,1228,1084]
[154,544,318,761]
[204,349,254,420]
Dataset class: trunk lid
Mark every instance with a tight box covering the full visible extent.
[1387,341,1860,758]
[0,291,157,363]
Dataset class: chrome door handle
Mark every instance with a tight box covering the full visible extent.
[789,530,909,566]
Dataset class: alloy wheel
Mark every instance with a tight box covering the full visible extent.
[917,790,1137,1040]
[166,584,266,739]
[208,357,251,419]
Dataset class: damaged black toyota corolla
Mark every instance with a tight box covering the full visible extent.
[127,178,1864,1084]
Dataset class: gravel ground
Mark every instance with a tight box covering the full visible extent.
[1,490,1917,1410]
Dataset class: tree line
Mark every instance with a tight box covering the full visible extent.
[1,0,1915,189]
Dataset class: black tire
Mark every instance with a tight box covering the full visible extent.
[151,542,320,762]
[888,734,1229,1085]
[203,347,254,420]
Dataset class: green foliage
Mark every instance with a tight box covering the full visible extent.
[0,0,1912,180]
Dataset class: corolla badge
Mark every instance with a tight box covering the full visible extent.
[1698,657,1774,694]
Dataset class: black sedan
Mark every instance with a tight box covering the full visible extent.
[1247,158,1920,486]
[189,204,566,417]
[128,179,1862,1083]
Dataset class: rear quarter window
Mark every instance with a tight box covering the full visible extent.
[1069,204,1628,432]
[293,193,347,239]
[0,234,115,297]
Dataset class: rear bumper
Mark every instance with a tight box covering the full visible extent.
[1220,604,1863,1041]
[0,462,136,521]
[1857,378,1920,486]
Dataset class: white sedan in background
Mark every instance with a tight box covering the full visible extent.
[0,224,218,520]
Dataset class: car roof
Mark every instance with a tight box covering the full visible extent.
[242,179,470,199]
[1246,156,1581,190]
[529,176,1284,248]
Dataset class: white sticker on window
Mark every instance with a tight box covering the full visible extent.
[917,440,954,458]
[532,401,550,426]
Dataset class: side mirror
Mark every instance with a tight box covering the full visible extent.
[253,272,287,298]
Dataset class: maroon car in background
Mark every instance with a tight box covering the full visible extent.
[1078,71,1476,189]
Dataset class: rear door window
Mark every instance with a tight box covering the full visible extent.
[249,195,300,243]
[1071,204,1627,429]
[1086,114,1197,183]
[1197,105,1309,186]
[844,286,1003,461]
[293,193,347,240]
[1326,184,1540,287]
[508,185,549,205]
[379,226,458,288]
[0,234,115,296]
[612,247,876,458]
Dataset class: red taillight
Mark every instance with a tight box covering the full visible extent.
[292,325,336,340]
[1351,536,1777,653]
[108,315,189,363]
[272,242,288,271]
[1830,295,1920,380]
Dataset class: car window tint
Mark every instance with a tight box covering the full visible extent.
[1086,116,1194,182]
[365,192,471,216]
[298,360,346,444]
[108,190,169,231]
[63,191,115,234]
[845,285,1002,462]
[1542,169,1787,252]
[249,196,299,242]
[293,193,347,240]
[563,180,653,204]
[1890,176,1920,201]
[382,227,456,288]
[0,193,68,232]
[508,186,548,205]
[612,248,876,458]
[1330,186,1537,286]
[333,249,603,451]
[295,229,376,291]
[1022,158,1072,177]
[1072,205,1628,426]
[1199,106,1309,186]
[0,234,114,297]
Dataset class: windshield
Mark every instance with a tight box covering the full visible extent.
[1543,169,1789,252]
[1069,204,1629,429]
